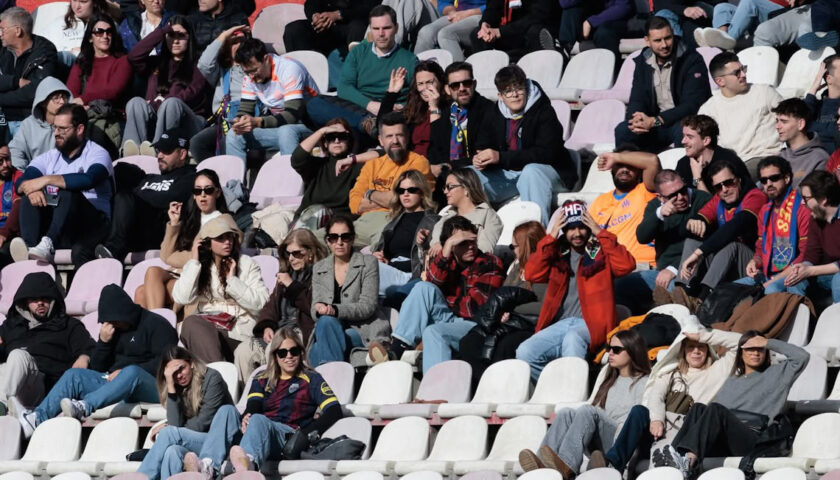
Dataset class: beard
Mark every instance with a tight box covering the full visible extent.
[387,145,407,164]
[56,133,81,157]
[613,175,638,191]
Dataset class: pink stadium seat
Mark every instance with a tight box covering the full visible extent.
[550,100,572,141]
[251,255,280,292]
[222,472,265,480]
[166,473,205,480]
[80,312,101,339]
[563,99,626,153]
[196,155,246,186]
[822,471,840,480]
[122,258,169,301]
[64,259,124,316]
[0,261,56,315]
[315,361,355,405]
[696,46,723,91]
[110,474,149,480]
[378,359,472,418]
[252,3,306,53]
[249,154,304,209]
[237,365,267,413]
[114,156,160,175]
[580,50,641,105]
[151,308,177,328]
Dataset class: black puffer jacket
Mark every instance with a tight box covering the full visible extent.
[187,2,249,52]
[470,286,538,361]
[0,272,94,386]
[0,35,59,121]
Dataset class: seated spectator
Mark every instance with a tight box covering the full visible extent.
[615,16,711,154]
[95,129,196,261]
[429,167,503,254]
[693,0,786,49]
[0,7,58,136]
[589,148,660,267]
[675,159,767,310]
[806,55,840,153]
[118,0,174,52]
[123,15,210,157]
[10,284,178,437]
[183,328,342,477]
[615,169,711,314]
[66,14,131,112]
[305,5,416,136]
[796,0,840,50]
[752,3,812,50]
[414,0,485,62]
[516,201,636,381]
[187,0,248,52]
[135,170,229,310]
[829,105,840,180]
[233,229,327,380]
[309,216,380,366]
[785,170,840,303]
[173,214,270,376]
[653,332,808,478]
[10,78,72,172]
[10,104,113,266]
[473,65,575,224]
[470,0,557,60]
[0,272,93,415]
[699,52,782,177]
[519,330,651,478]
[41,0,118,59]
[368,215,505,373]
[137,346,234,480]
[675,114,745,193]
[348,112,434,246]
[225,38,318,164]
[190,25,246,161]
[283,0,376,57]
[773,98,829,187]
[0,144,22,267]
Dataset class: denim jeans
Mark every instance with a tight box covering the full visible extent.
[614,269,675,315]
[34,365,158,423]
[469,163,566,225]
[733,274,807,295]
[713,0,783,39]
[605,405,653,473]
[384,278,421,310]
[138,426,208,480]
[305,95,369,132]
[516,316,590,382]
[309,316,365,366]
[198,405,295,470]
[225,124,312,163]
[812,272,840,303]
[377,262,413,297]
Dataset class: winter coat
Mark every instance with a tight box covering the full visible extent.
[0,35,59,121]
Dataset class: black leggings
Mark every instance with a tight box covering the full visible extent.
[673,403,759,460]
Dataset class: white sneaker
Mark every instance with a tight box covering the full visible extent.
[60,398,88,420]
[139,141,155,157]
[28,236,54,263]
[9,397,38,439]
[693,28,707,47]
[122,139,139,157]
[9,237,28,262]
[184,452,215,480]
[702,28,736,50]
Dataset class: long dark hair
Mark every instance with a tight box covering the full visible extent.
[155,346,207,416]
[174,170,229,251]
[64,0,110,29]
[732,330,771,376]
[592,330,651,409]
[197,225,241,299]
[404,60,449,126]
[156,15,196,96]
[76,14,125,78]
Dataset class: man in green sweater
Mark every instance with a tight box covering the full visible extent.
[304,5,416,138]
[614,169,711,314]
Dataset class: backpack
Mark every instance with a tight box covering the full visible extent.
[300,435,366,461]
[696,282,763,327]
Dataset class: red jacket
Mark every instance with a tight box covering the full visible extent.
[524,230,636,352]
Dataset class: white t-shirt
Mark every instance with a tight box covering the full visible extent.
[139,12,160,56]
[240,54,319,115]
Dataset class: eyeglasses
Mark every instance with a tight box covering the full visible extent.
[326,233,354,244]
[324,132,351,143]
[285,249,307,259]
[759,173,785,184]
[500,86,526,98]
[48,94,68,104]
[712,177,738,193]
[443,183,463,192]
[92,27,113,37]
[606,345,626,354]
[274,346,302,358]
[395,187,421,195]
[448,79,475,90]
[801,193,814,203]
[718,65,748,78]
[0,24,20,36]
[192,186,217,196]
[661,185,688,201]
[166,31,189,41]
[54,125,75,133]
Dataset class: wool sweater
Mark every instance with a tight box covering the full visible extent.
[698,84,783,160]
[338,41,416,109]
[165,367,233,432]
[66,55,132,109]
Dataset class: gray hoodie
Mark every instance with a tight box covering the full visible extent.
[196,38,244,114]
[496,79,542,120]
[8,77,73,171]
[781,132,829,188]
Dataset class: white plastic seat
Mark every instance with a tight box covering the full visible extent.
[281,472,325,480]
[0,416,22,461]
[416,49,454,68]
[555,155,617,208]
[697,467,744,480]
[0,473,34,480]
[554,49,616,102]
[737,46,780,86]
[196,155,246,186]
[637,467,683,480]
[777,47,836,98]
[251,3,306,53]
[516,469,563,480]
[762,413,840,473]
[759,467,807,480]
[379,360,472,419]
[437,359,530,418]
[518,50,565,99]
[342,472,384,480]
[496,201,542,245]
[458,472,502,480]
[805,304,840,363]
[452,415,546,475]
[51,473,91,480]
[497,357,589,417]
[777,304,811,347]
[562,99,626,155]
[46,418,138,475]
[786,353,827,402]
[345,361,413,418]
[576,468,622,480]
[283,51,329,93]
[394,415,488,475]
[657,148,686,171]
[315,361,355,405]
[0,417,82,474]
[279,417,373,475]
[550,100,572,141]
[399,471,443,480]
[580,51,641,105]
[465,51,510,99]
[208,361,241,404]
[335,416,430,475]
[252,255,280,294]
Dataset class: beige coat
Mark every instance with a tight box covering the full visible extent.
[430,202,503,254]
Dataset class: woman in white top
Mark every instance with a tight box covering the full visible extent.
[46,0,118,59]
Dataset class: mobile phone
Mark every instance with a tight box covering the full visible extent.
[44,186,59,206]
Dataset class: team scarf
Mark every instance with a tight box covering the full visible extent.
[449,102,469,161]
[716,196,743,226]
[760,186,801,276]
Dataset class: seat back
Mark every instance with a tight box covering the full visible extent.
[459,472,502,480]
[353,360,413,405]
[237,365,267,412]
[558,49,615,91]
[0,474,33,480]
[110,474,150,480]
[122,258,169,301]
[576,468,622,480]
[787,353,827,401]
[518,470,564,480]
[114,155,160,175]
[737,46,780,86]
[0,261,56,315]
[610,50,641,92]
[485,415,546,461]
[531,357,589,404]
[426,415,487,462]
[416,360,472,404]
[281,472,325,480]
[696,467,744,480]
[496,201,542,245]
[166,474,205,480]
[251,3,306,53]
[657,148,686,171]
[0,417,21,460]
[283,51,329,92]
[806,304,840,352]
[696,46,723,91]
[518,50,565,90]
[471,359,530,404]
[315,361,356,405]
[550,100,572,141]
[416,48,454,69]
[79,418,138,462]
[564,99,626,149]
[322,417,373,460]
[251,255,280,292]
[151,308,177,328]
[250,154,304,208]
[21,417,81,462]
[636,467,683,480]
[80,311,101,339]
[221,472,266,480]
[465,50,510,95]
[399,472,443,480]
[368,416,430,461]
[51,473,91,480]
[758,468,806,480]
[208,362,240,404]
[65,259,124,310]
[197,156,246,186]
[821,471,840,480]
[342,472,383,480]
[777,47,836,98]
[790,413,840,459]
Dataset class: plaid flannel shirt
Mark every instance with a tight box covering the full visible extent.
[426,251,505,319]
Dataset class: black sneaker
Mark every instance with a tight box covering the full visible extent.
[539,28,557,51]
[95,244,114,259]
[797,31,840,51]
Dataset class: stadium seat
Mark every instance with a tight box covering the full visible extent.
[563,99,625,156]
[343,472,384,480]
[748,413,840,473]
[0,417,81,474]
[637,467,683,480]
[252,255,280,292]
[80,311,101,341]
[0,474,33,480]
[496,201,542,245]
[696,46,723,91]
[281,472,324,480]
[46,418,138,475]
[0,417,21,461]
[222,472,265,480]
[577,468,622,479]
[452,415,546,475]
[437,359,530,418]
[777,304,811,347]
[0,261,56,315]
[580,50,642,105]
[416,49,454,69]
[50,473,90,480]
[196,156,246,186]
[110,474,149,480]
[315,361,356,405]
[208,361,240,404]
[335,416,430,475]
[822,470,840,479]
[251,3,306,53]
[737,46,780,86]
[250,154,304,209]
[458,471,502,480]
[237,366,268,413]
[378,360,472,419]
[166,473,205,480]
[697,467,744,480]
[151,308,177,328]
[518,469,564,480]
[555,49,616,103]
[777,47,836,99]
[465,50,510,99]
[114,155,160,175]
[64,258,124,316]
[394,415,488,475]
[32,2,70,46]
[760,467,807,480]
[496,357,589,417]
[518,50,565,99]
[122,258,170,301]
[657,148,686,171]
[804,304,840,364]
[345,361,413,418]
[278,417,373,475]
[284,51,329,93]
[399,472,443,480]
[550,100,572,141]
[555,155,617,208]
[787,353,827,402]
[100,421,159,476]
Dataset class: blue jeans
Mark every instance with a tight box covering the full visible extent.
[614,269,675,315]
[305,95,369,131]
[655,9,683,37]
[377,262,413,297]
[393,281,476,374]
[198,405,295,470]
[615,121,683,156]
[733,274,806,295]
[34,365,158,423]
[384,278,420,310]
[605,405,653,473]
[812,272,840,303]
[309,316,365,366]
[468,164,566,225]
[225,124,312,162]
[138,426,208,480]
[516,317,590,382]
[713,0,783,39]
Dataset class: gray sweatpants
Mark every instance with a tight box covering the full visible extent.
[542,405,619,474]
[681,238,754,290]
[0,349,46,407]
[124,97,206,146]
[753,5,811,47]
[414,15,482,62]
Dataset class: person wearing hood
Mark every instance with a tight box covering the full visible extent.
[8,77,70,172]
[615,16,712,154]
[472,65,575,225]
[11,284,177,437]
[0,272,94,415]
[773,98,829,187]
[186,0,248,52]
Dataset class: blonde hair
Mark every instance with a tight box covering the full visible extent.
[677,339,711,375]
[156,346,208,418]
[265,327,310,390]
[388,169,436,218]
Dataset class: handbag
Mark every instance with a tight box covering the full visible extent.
[731,409,770,434]
[198,312,235,331]
[664,371,695,414]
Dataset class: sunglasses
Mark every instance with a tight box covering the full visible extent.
[606,345,626,354]
[166,31,189,40]
[192,186,217,196]
[396,187,421,195]
[712,177,738,193]
[92,27,113,37]
[443,183,463,192]
[661,185,688,201]
[448,79,475,90]
[759,173,785,184]
[324,132,351,143]
[285,249,307,259]
[326,233,354,243]
[275,346,302,358]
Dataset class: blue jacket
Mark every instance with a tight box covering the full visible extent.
[805,92,840,153]
[118,10,174,54]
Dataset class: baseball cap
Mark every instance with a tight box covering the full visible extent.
[153,129,188,153]
[561,200,587,230]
